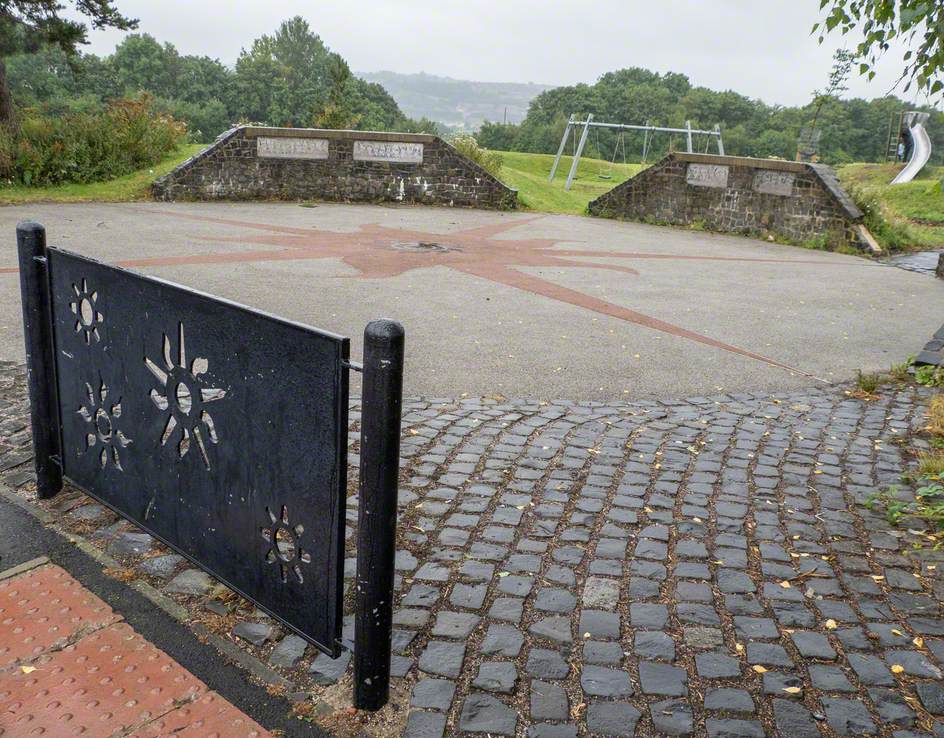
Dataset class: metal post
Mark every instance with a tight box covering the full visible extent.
[715,125,724,156]
[548,115,574,182]
[686,120,693,153]
[565,113,593,191]
[17,222,62,499]
[353,319,404,711]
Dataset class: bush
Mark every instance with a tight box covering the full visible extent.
[450,134,503,177]
[0,94,186,186]
[848,184,918,253]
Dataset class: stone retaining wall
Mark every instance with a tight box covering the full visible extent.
[152,126,517,210]
[589,153,868,249]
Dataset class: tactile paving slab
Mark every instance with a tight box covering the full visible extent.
[130,691,271,737]
[0,563,119,668]
[0,621,206,736]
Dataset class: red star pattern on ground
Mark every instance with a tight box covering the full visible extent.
[85,210,864,376]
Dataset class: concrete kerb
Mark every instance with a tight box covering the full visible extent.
[0,554,49,581]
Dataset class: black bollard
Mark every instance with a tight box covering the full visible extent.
[17,222,62,499]
[353,319,404,711]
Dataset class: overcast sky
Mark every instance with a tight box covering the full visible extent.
[75,0,929,109]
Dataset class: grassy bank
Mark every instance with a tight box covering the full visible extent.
[496,151,641,214]
[0,143,205,205]
[838,162,944,251]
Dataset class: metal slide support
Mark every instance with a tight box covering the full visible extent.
[564,114,593,191]
[548,115,575,182]
[17,222,62,499]
[353,320,405,711]
[715,125,724,156]
[686,121,693,153]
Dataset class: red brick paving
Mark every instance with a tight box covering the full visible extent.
[0,564,119,668]
[0,563,272,738]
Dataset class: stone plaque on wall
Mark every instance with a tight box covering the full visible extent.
[686,163,728,188]
[753,170,795,196]
[354,141,424,164]
[257,137,329,160]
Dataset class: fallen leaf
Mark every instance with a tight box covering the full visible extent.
[752,665,768,674]
[20,666,36,674]
[824,619,838,630]
[779,580,791,589]
[782,686,802,694]
[891,664,905,674]
[914,637,925,648]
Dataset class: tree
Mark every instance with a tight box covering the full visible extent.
[314,53,360,129]
[233,16,330,127]
[0,0,137,127]
[815,0,944,98]
[111,34,179,98]
[799,48,854,160]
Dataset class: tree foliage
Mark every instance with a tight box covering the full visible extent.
[4,16,433,141]
[0,0,136,126]
[315,54,361,129]
[815,0,944,98]
[475,66,942,166]
[0,0,136,56]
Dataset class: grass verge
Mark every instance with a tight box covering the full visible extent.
[0,143,205,205]
[838,162,944,251]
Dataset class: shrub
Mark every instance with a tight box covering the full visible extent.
[450,134,503,177]
[0,94,186,186]
[848,184,918,253]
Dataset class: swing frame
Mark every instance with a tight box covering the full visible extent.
[549,114,725,190]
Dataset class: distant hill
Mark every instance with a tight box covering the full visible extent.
[359,71,554,129]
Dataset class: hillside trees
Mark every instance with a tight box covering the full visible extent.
[477,66,942,165]
[4,15,423,141]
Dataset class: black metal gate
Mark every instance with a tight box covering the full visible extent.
[17,222,402,710]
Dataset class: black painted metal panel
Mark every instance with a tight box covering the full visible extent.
[46,248,349,656]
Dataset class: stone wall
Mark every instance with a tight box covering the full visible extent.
[588,152,869,249]
[152,126,517,210]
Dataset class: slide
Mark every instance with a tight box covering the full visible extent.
[892,111,931,184]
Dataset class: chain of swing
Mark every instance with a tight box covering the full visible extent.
[591,123,717,180]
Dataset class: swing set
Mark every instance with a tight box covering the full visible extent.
[549,113,725,190]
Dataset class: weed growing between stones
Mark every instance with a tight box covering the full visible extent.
[855,370,882,395]
[867,394,944,547]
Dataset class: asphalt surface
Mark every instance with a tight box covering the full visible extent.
[0,489,329,737]
[0,201,940,400]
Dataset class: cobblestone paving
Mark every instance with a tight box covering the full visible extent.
[2,360,944,737]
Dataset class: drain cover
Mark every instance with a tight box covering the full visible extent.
[391,241,459,253]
